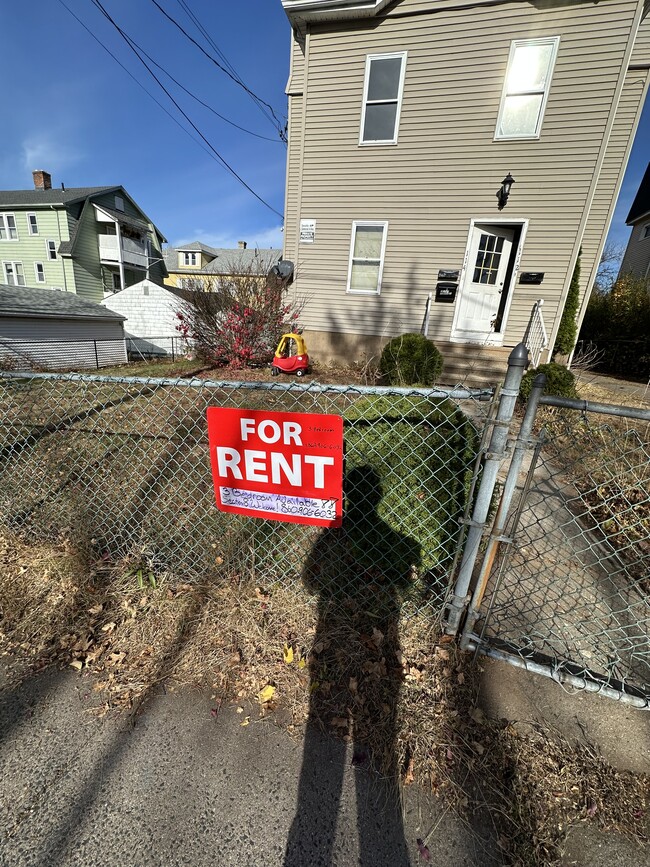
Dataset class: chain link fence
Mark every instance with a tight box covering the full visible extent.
[470,399,650,705]
[0,371,491,620]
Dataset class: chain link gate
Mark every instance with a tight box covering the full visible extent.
[0,371,492,623]
[457,376,650,708]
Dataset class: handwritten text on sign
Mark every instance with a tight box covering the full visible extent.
[207,408,344,527]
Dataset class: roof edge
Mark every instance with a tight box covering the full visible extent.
[282,0,392,23]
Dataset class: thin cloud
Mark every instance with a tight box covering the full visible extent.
[22,136,83,176]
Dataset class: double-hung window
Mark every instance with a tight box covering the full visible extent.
[495,37,560,139]
[46,240,57,260]
[360,52,407,145]
[347,222,388,294]
[642,224,650,240]
[3,262,25,286]
[183,252,197,266]
[0,213,18,240]
[27,213,39,235]
[34,262,45,283]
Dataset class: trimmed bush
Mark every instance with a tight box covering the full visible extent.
[520,362,577,401]
[379,333,443,386]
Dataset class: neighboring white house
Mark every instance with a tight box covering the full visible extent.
[101,279,193,357]
[0,284,127,370]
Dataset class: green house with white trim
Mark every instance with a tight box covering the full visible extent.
[0,170,167,303]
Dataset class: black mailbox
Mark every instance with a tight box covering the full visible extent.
[435,282,457,303]
[519,272,545,285]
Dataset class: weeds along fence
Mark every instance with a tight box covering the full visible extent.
[0,371,491,620]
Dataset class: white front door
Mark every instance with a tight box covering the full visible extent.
[453,224,514,342]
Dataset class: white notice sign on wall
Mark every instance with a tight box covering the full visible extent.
[299,219,316,243]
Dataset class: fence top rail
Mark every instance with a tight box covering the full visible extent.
[0,369,493,401]
[540,394,650,422]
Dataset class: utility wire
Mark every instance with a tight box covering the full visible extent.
[56,0,220,165]
[149,0,287,141]
[90,0,284,219]
[174,0,277,128]
[101,17,282,144]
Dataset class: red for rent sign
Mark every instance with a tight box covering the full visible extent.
[207,407,344,527]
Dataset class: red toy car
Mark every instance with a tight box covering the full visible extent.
[271,333,309,377]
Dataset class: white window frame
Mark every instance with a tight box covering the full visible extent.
[27,213,39,235]
[46,239,57,260]
[641,223,650,240]
[359,52,407,146]
[0,213,18,241]
[34,262,46,283]
[346,220,389,295]
[495,36,560,141]
[3,261,26,286]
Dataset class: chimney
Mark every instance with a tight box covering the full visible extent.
[33,170,52,191]
[237,240,247,249]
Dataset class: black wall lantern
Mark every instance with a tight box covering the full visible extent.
[497,173,515,210]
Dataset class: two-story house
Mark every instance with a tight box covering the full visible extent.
[619,160,650,279]
[281,0,650,377]
[163,240,280,290]
[0,171,167,303]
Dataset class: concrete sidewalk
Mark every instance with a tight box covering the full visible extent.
[0,664,493,867]
[1,661,648,867]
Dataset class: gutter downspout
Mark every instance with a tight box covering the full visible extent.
[546,0,646,359]
[293,28,310,304]
[50,206,69,293]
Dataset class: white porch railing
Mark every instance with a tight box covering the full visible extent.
[523,299,549,367]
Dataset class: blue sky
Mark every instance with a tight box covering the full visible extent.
[0,0,648,257]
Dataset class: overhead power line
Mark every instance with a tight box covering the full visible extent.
[56,0,220,163]
[87,0,284,220]
[149,0,287,142]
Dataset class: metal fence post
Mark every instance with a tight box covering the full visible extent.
[445,342,529,635]
[459,372,546,648]
[94,340,99,370]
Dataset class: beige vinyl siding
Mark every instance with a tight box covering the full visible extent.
[630,7,650,63]
[620,221,650,276]
[70,200,104,303]
[284,93,304,266]
[288,0,643,347]
[579,68,650,314]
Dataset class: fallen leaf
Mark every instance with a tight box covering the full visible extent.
[434,647,450,661]
[215,556,224,566]
[258,684,276,704]
[349,677,358,695]
[371,627,384,647]
[438,634,454,645]
[472,741,485,755]
[470,707,486,725]
[457,672,465,685]
[88,604,103,616]
[416,838,431,861]
[236,706,244,714]
[100,622,116,634]
[210,708,219,719]
[283,644,294,664]
[240,716,250,727]
[69,660,83,671]
[297,655,306,670]
[404,757,415,785]
[330,716,349,728]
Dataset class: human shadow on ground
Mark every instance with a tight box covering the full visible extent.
[283,466,421,867]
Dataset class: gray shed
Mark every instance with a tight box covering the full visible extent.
[0,284,127,370]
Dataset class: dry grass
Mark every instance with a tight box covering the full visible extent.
[0,529,648,865]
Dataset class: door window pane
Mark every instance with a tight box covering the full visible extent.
[473,234,504,284]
